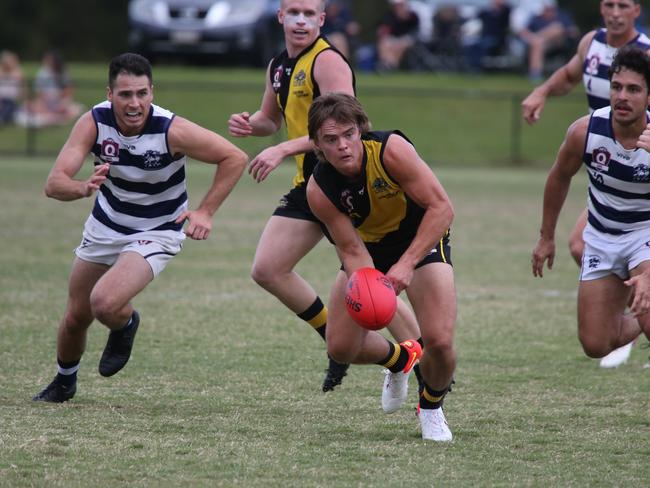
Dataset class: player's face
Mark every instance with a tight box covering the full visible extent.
[278,0,325,52]
[609,67,649,126]
[600,0,641,37]
[314,119,364,177]
[107,73,153,137]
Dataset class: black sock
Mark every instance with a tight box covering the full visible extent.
[55,358,80,386]
[420,381,453,409]
[376,341,413,373]
[297,298,328,342]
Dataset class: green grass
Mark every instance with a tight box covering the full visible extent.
[1,66,585,166]
[1,157,649,487]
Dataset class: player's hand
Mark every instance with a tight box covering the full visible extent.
[175,208,212,240]
[624,271,650,317]
[83,163,110,197]
[386,262,413,295]
[521,90,545,125]
[531,237,555,277]
[248,146,284,182]
[228,111,253,137]
[636,123,650,152]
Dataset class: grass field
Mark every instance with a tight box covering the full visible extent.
[1,155,649,487]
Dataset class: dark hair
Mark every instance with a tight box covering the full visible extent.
[108,53,152,88]
[308,92,370,142]
[609,45,650,90]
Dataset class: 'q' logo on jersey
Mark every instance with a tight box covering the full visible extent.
[586,54,600,76]
[591,146,611,172]
[101,138,120,162]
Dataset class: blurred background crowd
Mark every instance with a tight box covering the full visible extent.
[0,0,647,128]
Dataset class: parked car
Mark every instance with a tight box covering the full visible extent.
[128,0,284,65]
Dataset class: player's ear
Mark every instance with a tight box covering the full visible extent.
[106,86,112,101]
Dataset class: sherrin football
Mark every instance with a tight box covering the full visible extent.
[345,267,397,330]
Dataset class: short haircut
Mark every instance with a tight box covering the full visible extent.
[108,53,153,88]
[280,0,325,11]
[609,45,650,90]
[308,92,370,142]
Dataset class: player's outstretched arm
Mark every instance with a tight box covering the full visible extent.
[522,31,595,125]
[381,134,454,292]
[170,116,248,240]
[44,111,107,201]
[532,116,588,277]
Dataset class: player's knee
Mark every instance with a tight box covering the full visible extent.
[89,291,120,324]
[251,260,287,289]
[327,339,354,364]
[62,309,93,332]
[578,333,610,359]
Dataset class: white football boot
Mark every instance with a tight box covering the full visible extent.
[381,368,410,413]
[599,341,634,368]
[418,407,453,442]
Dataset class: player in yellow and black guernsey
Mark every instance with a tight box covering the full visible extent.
[229,0,420,394]
[306,93,458,442]
[227,0,357,392]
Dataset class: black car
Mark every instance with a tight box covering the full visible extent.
[128,0,284,65]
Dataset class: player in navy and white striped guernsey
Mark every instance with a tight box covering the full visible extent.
[523,0,649,368]
[532,45,650,367]
[89,100,189,236]
[33,53,247,403]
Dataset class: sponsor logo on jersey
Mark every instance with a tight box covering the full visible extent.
[101,138,120,162]
[586,54,600,76]
[272,66,283,91]
[371,178,390,193]
[591,147,611,172]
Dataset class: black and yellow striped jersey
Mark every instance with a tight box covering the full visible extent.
[312,130,426,246]
[269,36,355,187]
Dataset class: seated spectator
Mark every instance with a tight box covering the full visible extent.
[322,0,360,61]
[465,0,512,72]
[515,0,578,81]
[376,0,420,71]
[0,50,24,125]
[430,5,464,61]
[17,49,82,127]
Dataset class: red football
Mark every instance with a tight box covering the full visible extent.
[344,267,397,330]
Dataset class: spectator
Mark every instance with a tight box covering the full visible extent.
[376,0,420,71]
[0,50,24,125]
[465,0,512,72]
[18,49,82,127]
[516,0,578,81]
[322,0,360,61]
[429,4,465,70]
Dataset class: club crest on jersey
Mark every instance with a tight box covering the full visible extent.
[633,164,650,182]
[293,69,306,87]
[272,66,283,91]
[142,150,163,169]
[591,147,611,172]
[587,255,601,269]
[101,138,120,162]
[371,178,390,193]
[586,54,600,76]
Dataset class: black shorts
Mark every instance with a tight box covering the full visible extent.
[363,231,452,274]
[272,185,318,221]
[272,185,332,239]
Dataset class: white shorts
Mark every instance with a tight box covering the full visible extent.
[580,224,650,281]
[74,215,185,277]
